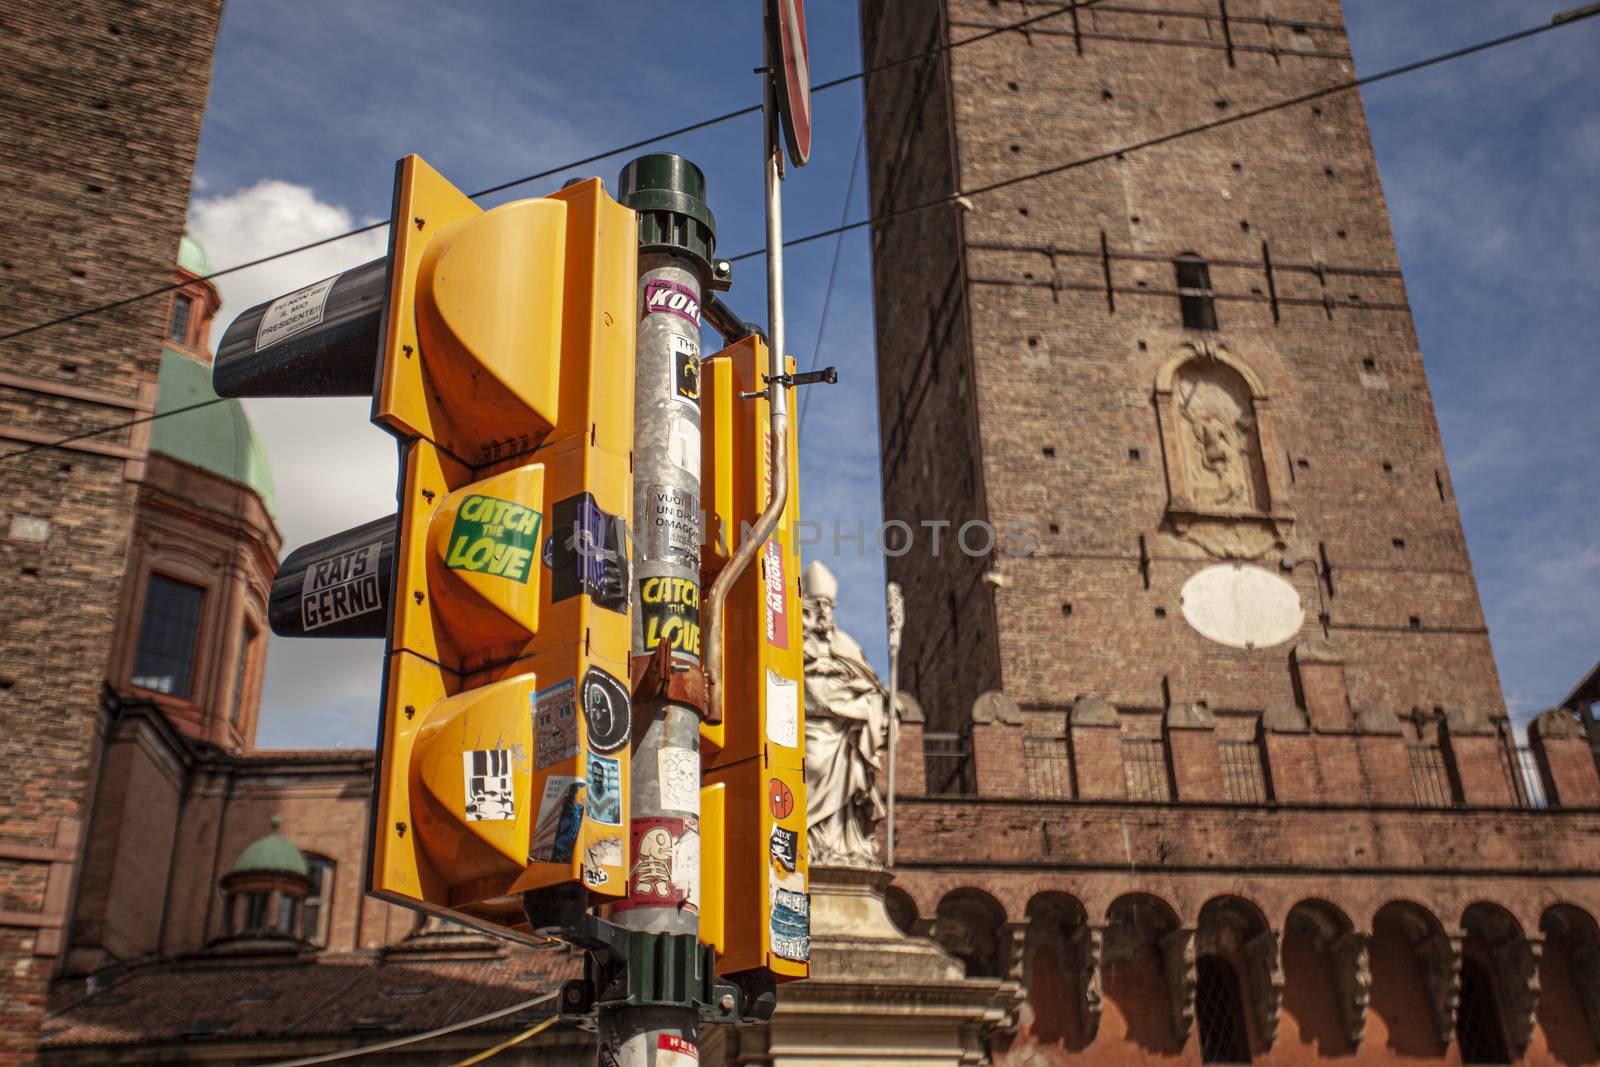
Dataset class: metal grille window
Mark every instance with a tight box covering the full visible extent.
[1024,736,1072,799]
[1455,957,1511,1063]
[1122,738,1170,801]
[168,293,193,344]
[924,732,973,796]
[1219,740,1268,804]
[1174,255,1219,330]
[1501,743,1549,809]
[1407,742,1455,808]
[1196,955,1252,1063]
[131,574,205,697]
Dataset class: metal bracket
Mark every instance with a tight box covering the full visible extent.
[740,366,838,399]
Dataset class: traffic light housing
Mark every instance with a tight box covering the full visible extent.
[363,157,640,938]
[697,335,809,980]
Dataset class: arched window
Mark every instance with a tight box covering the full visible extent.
[1174,254,1218,330]
[1196,954,1251,1063]
[1455,957,1511,1064]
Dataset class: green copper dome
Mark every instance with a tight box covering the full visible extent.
[229,816,309,878]
[149,345,277,516]
[177,233,212,277]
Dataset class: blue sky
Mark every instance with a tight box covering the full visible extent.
[183,2,1597,748]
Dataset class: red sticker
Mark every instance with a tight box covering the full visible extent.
[657,1033,699,1065]
[616,816,699,913]
[768,778,795,820]
[763,539,788,649]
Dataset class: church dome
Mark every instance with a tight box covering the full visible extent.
[228,816,309,879]
[149,344,277,516]
[177,232,212,277]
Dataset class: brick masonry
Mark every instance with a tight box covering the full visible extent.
[859,0,1600,1062]
[0,4,222,1063]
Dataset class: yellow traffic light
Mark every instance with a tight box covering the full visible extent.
[368,157,640,938]
[697,336,808,980]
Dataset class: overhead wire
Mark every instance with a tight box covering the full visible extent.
[0,1,1102,350]
[249,992,560,1067]
[797,119,866,438]
[2,11,1587,465]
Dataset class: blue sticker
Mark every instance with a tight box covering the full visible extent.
[586,752,621,826]
[770,888,810,962]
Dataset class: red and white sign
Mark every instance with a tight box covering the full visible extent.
[767,0,812,166]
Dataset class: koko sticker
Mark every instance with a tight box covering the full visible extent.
[639,575,701,659]
[769,825,799,871]
[444,494,541,583]
[462,750,515,822]
[765,671,799,748]
[671,334,701,406]
[647,483,700,565]
[586,752,621,826]
[255,274,338,350]
[301,538,383,632]
[770,885,811,962]
[657,1034,700,1067]
[532,678,578,769]
[581,668,631,754]
[529,776,584,864]
[618,816,698,913]
[644,278,702,326]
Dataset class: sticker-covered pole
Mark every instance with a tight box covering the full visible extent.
[608,153,718,1067]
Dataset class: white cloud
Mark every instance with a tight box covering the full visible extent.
[189,180,395,750]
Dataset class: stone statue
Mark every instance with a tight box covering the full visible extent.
[802,561,889,867]
[1176,363,1263,512]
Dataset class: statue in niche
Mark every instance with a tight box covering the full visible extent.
[1175,360,1266,513]
[801,561,889,867]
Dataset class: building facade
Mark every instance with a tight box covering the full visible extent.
[859,0,1600,1063]
[0,4,224,1062]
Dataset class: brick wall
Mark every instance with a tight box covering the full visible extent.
[0,4,221,1062]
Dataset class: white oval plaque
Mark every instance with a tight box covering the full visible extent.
[1180,563,1303,650]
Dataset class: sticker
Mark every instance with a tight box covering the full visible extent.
[762,539,789,648]
[644,278,702,326]
[765,671,799,748]
[586,753,621,825]
[768,778,795,820]
[584,864,608,888]
[657,1034,700,1067]
[586,836,622,869]
[668,418,701,481]
[770,885,811,962]
[545,493,628,612]
[639,575,701,659]
[598,1044,620,1067]
[618,816,698,913]
[671,334,701,406]
[444,494,540,583]
[581,668,631,754]
[532,679,578,769]
[647,483,701,565]
[769,826,799,872]
[658,747,699,813]
[255,274,338,350]
[301,539,383,632]
[462,750,515,822]
[529,776,584,863]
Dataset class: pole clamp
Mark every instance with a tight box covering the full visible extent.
[740,366,838,399]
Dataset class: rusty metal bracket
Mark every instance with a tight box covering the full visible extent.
[630,637,714,724]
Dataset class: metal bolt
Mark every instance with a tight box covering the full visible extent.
[404,705,415,720]
[403,344,414,358]
[414,591,425,604]
[422,488,435,503]
[413,216,425,230]
[719,993,735,1014]
[395,822,407,837]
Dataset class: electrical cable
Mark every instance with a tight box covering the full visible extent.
[723,15,1586,263]
[0,397,227,462]
[444,1014,559,1066]
[0,2,1102,349]
[2,11,1584,464]
[797,120,866,438]
[249,993,559,1067]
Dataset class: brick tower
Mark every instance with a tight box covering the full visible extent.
[0,5,223,1063]
[860,1,1600,1064]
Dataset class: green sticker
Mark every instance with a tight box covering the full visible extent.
[444,494,542,583]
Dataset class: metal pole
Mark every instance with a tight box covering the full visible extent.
[885,582,904,868]
[607,153,719,1067]
[703,21,791,727]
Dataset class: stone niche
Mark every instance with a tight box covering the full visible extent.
[1154,341,1294,561]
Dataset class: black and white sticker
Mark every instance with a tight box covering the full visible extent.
[301,539,383,632]
[255,275,338,350]
[581,667,631,754]
[768,825,798,871]
[647,483,700,566]
[671,334,700,407]
[462,750,515,822]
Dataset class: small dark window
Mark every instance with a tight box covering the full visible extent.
[168,293,193,344]
[302,856,335,945]
[1456,958,1511,1063]
[1197,955,1252,1062]
[1174,256,1218,330]
[242,892,270,934]
[229,624,257,726]
[275,894,299,936]
[131,574,205,697]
